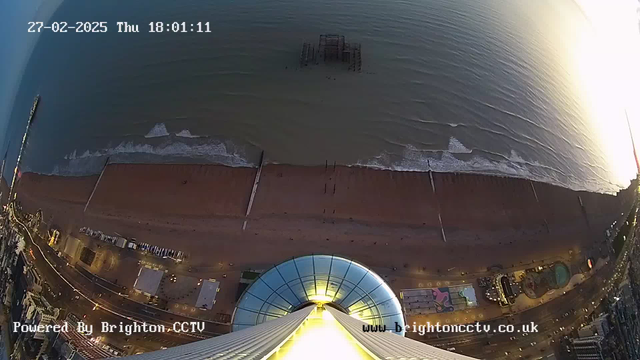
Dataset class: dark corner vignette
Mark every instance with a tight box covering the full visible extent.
[2,1,640,360]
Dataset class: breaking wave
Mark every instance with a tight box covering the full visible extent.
[175,130,200,138]
[51,135,619,194]
[54,139,252,176]
[144,123,202,139]
[145,123,170,138]
[355,141,618,194]
[447,137,472,154]
[67,141,249,164]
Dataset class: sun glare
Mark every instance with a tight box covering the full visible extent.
[572,0,640,186]
[270,307,373,360]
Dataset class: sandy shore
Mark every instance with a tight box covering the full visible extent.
[17,172,98,205]
[14,163,634,276]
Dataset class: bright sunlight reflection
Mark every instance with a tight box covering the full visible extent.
[572,0,640,187]
[269,306,373,360]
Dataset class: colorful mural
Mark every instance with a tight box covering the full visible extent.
[401,285,477,316]
[432,287,455,313]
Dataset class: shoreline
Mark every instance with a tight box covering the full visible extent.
[48,153,624,195]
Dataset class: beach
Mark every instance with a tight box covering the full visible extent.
[14,163,634,276]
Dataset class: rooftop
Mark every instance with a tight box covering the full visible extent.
[195,279,220,310]
[133,267,164,296]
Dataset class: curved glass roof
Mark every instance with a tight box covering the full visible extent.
[232,255,405,335]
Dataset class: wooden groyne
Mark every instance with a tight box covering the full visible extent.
[84,157,110,213]
[428,167,447,243]
[243,151,265,230]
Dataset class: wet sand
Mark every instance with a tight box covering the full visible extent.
[14,163,634,277]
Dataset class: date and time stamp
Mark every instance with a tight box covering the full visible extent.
[28,21,211,33]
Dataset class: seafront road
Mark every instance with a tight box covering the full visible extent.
[8,203,222,354]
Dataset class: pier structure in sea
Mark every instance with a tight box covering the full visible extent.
[299,34,362,72]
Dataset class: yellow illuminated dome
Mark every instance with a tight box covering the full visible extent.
[232,255,406,335]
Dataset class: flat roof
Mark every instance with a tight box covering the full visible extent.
[195,280,219,309]
[133,267,163,296]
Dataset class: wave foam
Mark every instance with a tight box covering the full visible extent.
[55,140,252,176]
[52,135,620,194]
[175,130,200,138]
[76,141,248,165]
[356,144,617,194]
[145,123,170,138]
[448,137,472,154]
[357,144,529,176]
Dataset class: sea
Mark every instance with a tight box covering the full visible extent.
[2,0,639,194]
